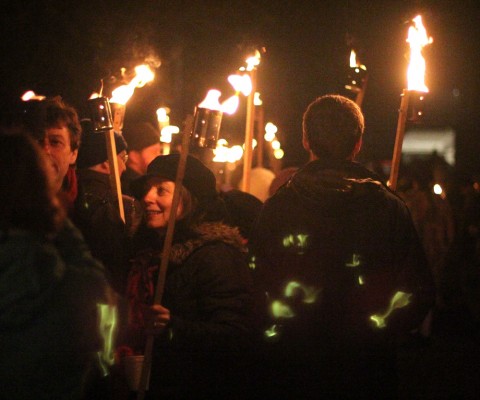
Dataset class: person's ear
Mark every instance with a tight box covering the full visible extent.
[351,136,363,160]
[302,132,310,152]
[69,149,78,165]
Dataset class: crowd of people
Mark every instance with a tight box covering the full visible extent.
[0,93,478,399]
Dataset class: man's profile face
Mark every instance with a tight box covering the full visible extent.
[42,125,78,192]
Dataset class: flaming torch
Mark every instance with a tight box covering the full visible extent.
[345,50,368,107]
[137,89,238,400]
[389,15,432,191]
[110,64,155,133]
[87,94,125,222]
[241,50,261,193]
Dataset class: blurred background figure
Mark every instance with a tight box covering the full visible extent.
[0,129,108,399]
[121,121,162,196]
[74,119,142,294]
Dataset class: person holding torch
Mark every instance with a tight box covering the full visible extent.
[120,154,255,399]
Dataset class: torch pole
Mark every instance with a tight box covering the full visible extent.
[355,74,369,108]
[241,68,257,193]
[256,105,264,168]
[136,115,194,400]
[112,103,126,134]
[389,89,410,191]
[105,130,125,222]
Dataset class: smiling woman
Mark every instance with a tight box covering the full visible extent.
[120,153,256,398]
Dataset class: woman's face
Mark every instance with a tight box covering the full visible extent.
[142,179,184,229]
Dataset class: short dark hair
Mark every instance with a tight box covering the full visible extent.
[302,94,364,159]
[43,97,82,151]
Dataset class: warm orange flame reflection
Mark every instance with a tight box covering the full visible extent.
[407,15,433,92]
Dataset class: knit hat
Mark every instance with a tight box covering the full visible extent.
[76,120,127,169]
[122,121,160,151]
[131,154,218,206]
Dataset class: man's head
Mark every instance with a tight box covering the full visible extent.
[122,121,161,174]
[302,94,365,161]
[34,98,82,192]
[76,119,128,175]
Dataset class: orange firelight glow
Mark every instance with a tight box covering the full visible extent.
[406,15,433,92]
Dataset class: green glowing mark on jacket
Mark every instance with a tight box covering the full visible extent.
[284,281,320,304]
[271,300,295,318]
[346,253,362,267]
[248,255,256,270]
[265,324,279,338]
[358,275,365,285]
[282,234,309,254]
[97,304,118,376]
[370,291,412,328]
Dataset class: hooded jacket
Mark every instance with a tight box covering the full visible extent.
[251,159,435,397]
[0,219,108,400]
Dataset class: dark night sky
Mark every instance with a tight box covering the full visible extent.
[2,0,480,174]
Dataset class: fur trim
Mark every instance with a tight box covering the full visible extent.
[168,222,247,265]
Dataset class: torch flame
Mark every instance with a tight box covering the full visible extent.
[228,74,252,96]
[245,50,261,71]
[198,89,239,114]
[349,50,367,70]
[110,84,135,105]
[406,15,433,92]
[221,95,240,115]
[254,92,263,106]
[110,64,155,105]
[198,89,222,110]
[131,64,155,88]
[21,90,45,101]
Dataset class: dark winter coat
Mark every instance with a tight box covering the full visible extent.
[124,222,255,399]
[251,158,436,398]
[0,219,108,400]
[74,169,142,294]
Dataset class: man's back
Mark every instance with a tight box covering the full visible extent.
[251,159,435,398]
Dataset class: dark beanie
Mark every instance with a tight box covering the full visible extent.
[122,121,160,151]
[77,120,127,169]
[131,154,218,205]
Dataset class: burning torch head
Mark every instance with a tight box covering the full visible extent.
[87,97,114,132]
[191,106,223,149]
[345,65,368,93]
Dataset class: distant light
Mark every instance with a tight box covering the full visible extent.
[452,88,460,97]
[433,184,443,195]
[271,140,281,150]
[273,148,284,159]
